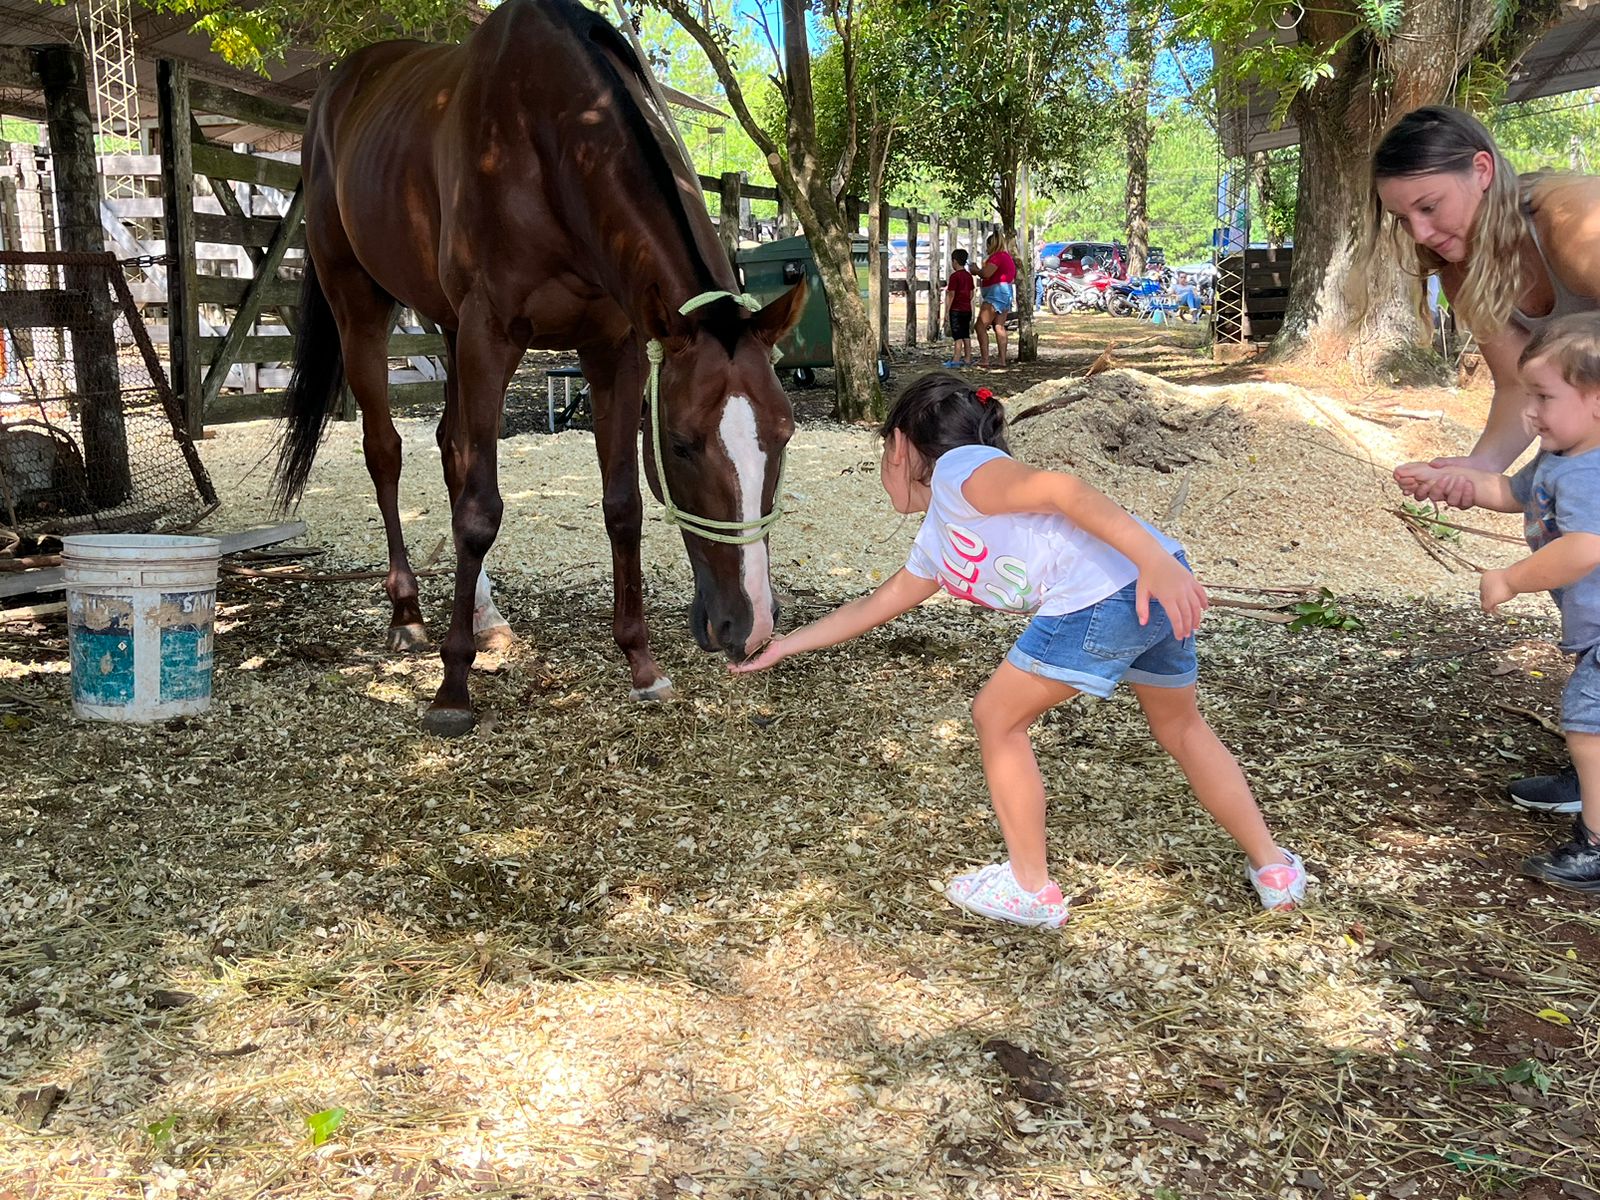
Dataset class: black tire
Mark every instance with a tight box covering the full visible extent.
[1046,289,1072,316]
[1108,295,1134,318]
[791,367,816,388]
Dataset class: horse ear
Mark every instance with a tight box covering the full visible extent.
[749,280,807,348]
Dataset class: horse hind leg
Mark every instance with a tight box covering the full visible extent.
[329,273,425,650]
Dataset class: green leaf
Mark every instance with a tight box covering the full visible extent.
[145,1114,178,1146]
[1443,1147,1502,1171]
[1498,1058,1552,1096]
[305,1106,346,1146]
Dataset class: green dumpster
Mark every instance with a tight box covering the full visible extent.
[736,235,884,387]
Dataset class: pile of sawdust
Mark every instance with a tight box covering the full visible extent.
[1007,368,1531,600]
[1010,370,1251,473]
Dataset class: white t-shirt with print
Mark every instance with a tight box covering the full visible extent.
[903,444,1180,616]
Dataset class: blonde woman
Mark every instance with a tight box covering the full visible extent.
[974,231,1018,369]
[1371,105,1600,813]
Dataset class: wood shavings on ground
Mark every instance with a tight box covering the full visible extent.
[2,363,1596,1199]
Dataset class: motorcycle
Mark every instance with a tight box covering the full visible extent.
[1106,276,1164,318]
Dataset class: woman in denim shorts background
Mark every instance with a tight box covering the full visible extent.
[732,372,1308,928]
[975,232,1018,369]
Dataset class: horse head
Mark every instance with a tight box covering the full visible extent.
[640,282,807,662]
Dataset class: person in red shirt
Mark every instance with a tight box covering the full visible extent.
[975,232,1018,369]
[942,248,977,367]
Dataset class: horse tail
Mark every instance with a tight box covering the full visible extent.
[272,254,345,511]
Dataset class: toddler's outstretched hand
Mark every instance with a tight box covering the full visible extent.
[1395,458,1478,508]
[1137,556,1208,639]
[729,637,789,674]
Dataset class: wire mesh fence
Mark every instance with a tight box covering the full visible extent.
[0,251,216,553]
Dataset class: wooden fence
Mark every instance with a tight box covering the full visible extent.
[1,45,999,432]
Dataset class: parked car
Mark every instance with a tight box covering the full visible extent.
[1055,241,1127,280]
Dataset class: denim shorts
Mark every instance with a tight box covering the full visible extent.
[1005,556,1198,698]
[983,283,1016,314]
[1563,646,1600,734]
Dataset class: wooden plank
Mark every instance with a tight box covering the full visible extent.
[107,196,226,218]
[189,275,301,306]
[718,171,741,273]
[199,182,307,414]
[205,381,442,425]
[904,209,919,348]
[0,521,310,600]
[188,80,308,132]
[190,142,300,190]
[95,154,163,175]
[198,331,444,362]
[159,58,203,435]
[193,211,306,249]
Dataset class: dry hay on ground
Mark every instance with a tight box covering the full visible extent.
[2,371,1596,1200]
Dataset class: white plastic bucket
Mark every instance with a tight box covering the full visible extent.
[63,534,221,723]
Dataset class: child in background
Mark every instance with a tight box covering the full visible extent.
[732,372,1307,927]
[1397,312,1600,892]
[942,249,976,369]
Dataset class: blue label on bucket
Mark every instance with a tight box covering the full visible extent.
[69,592,135,706]
[160,590,214,702]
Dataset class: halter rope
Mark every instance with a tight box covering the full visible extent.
[645,290,786,546]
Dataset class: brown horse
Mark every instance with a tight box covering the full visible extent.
[273,0,806,735]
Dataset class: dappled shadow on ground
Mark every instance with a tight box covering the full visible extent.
[0,370,1593,1200]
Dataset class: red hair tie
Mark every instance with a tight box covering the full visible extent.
[975,387,994,404]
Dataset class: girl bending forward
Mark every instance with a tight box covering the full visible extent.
[732,373,1307,928]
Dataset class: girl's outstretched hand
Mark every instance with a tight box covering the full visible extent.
[729,637,789,674]
[1137,556,1209,639]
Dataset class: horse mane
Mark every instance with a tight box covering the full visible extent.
[551,2,743,351]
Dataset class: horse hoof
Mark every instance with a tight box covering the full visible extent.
[629,677,675,702]
[421,706,475,737]
[474,622,517,655]
[387,623,430,652]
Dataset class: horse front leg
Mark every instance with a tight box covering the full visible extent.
[422,310,521,736]
[580,342,672,701]
[435,335,515,656]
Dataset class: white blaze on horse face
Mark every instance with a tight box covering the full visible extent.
[473,566,508,634]
[719,395,774,648]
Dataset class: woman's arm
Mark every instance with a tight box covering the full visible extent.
[979,259,998,283]
[962,458,1207,636]
[1468,324,1536,469]
[729,568,940,672]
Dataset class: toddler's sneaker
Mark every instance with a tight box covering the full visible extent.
[1247,849,1307,911]
[941,358,968,368]
[945,862,1069,929]
[1507,768,1582,814]
[1522,817,1600,892]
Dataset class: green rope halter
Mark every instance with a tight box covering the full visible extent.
[644,290,787,546]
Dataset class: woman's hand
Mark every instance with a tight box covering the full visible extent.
[1395,456,1485,507]
[1137,555,1209,639]
[1480,568,1517,615]
[729,636,790,674]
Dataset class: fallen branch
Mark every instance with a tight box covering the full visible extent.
[1493,700,1563,738]
[0,554,63,572]
[1011,387,1088,424]
[1390,507,1524,546]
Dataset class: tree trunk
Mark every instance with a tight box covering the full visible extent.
[1122,7,1154,279]
[808,202,881,421]
[996,163,1036,362]
[1275,0,1528,376]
